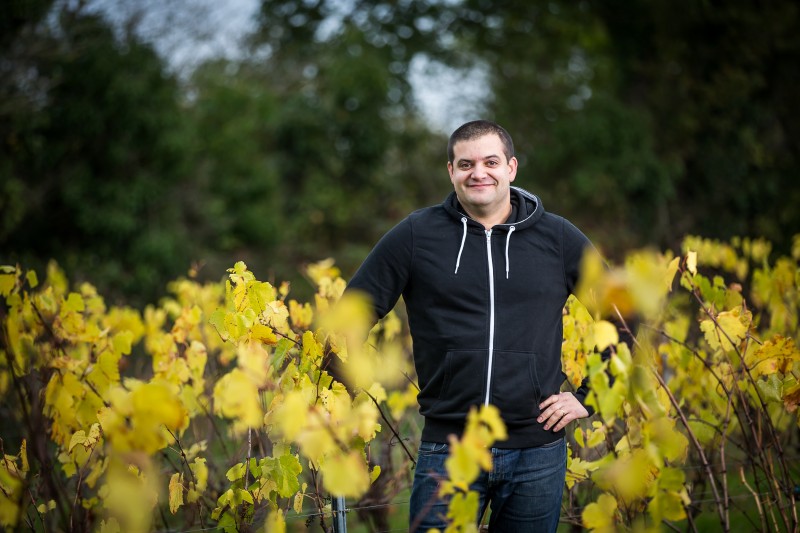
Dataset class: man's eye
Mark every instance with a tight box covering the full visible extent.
[486,160,498,166]
[459,163,471,169]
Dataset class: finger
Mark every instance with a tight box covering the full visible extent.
[538,394,561,410]
[541,406,567,430]
[537,403,559,423]
[552,412,575,432]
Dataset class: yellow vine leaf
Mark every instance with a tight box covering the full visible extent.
[289,300,313,330]
[187,457,208,503]
[213,369,262,432]
[132,381,186,431]
[686,250,698,275]
[265,509,286,533]
[301,331,324,367]
[36,500,56,514]
[442,438,483,494]
[700,308,750,352]
[444,490,480,533]
[643,417,689,463]
[566,453,610,490]
[97,381,187,453]
[319,451,370,498]
[380,311,402,341]
[270,389,309,441]
[237,341,271,388]
[625,251,679,319]
[593,320,619,352]
[19,440,28,474]
[782,381,800,413]
[440,405,505,498]
[0,267,16,297]
[582,493,618,532]
[0,444,24,528]
[649,468,690,524]
[100,459,159,533]
[386,384,419,420]
[97,518,121,533]
[168,472,183,514]
[250,321,278,345]
[292,484,307,514]
[263,300,290,335]
[351,392,381,442]
[68,423,100,453]
[592,448,658,505]
[306,258,341,286]
[746,335,799,378]
[475,403,507,443]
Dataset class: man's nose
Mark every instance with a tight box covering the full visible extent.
[471,163,488,178]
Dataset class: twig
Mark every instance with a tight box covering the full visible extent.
[740,466,767,532]
[365,391,415,467]
[689,285,795,529]
[613,306,727,527]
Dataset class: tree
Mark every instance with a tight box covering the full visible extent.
[1,5,193,305]
[438,0,800,256]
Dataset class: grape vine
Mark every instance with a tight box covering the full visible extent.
[0,234,798,532]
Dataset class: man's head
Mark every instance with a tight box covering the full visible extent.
[446,120,518,228]
[447,120,515,164]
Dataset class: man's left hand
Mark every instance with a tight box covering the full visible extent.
[538,392,589,432]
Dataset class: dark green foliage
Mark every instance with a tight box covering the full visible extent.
[1,0,798,304]
[462,0,800,255]
[1,9,192,305]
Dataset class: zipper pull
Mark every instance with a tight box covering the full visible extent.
[485,229,492,240]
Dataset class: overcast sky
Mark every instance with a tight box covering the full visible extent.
[90,0,487,133]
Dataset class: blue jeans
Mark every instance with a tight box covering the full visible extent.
[409,438,566,532]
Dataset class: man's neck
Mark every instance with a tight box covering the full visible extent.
[462,202,513,230]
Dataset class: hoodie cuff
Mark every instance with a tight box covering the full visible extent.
[573,387,595,418]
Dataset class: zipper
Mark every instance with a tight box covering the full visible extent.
[484,229,495,406]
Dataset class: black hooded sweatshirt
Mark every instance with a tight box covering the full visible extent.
[348,186,593,448]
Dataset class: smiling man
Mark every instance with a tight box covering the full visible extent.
[347,120,595,531]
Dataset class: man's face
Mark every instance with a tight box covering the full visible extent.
[447,133,518,219]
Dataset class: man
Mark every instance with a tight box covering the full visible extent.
[347,120,594,531]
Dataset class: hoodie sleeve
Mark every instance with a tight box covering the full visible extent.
[346,217,413,320]
[561,217,593,294]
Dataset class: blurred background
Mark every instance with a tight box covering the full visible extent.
[2,0,799,307]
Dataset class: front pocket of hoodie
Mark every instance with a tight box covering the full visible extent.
[433,350,486,416]
[490,351,541,424]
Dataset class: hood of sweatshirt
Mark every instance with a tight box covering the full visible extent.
[443,186,545,278]
[442,186,544,231]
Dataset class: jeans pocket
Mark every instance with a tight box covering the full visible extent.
[417,441,449,456]
[537,436,565,449]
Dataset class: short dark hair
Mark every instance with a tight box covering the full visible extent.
[447,120,515,163]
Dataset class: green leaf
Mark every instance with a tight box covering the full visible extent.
[226,463,246,482]
[209,309,228,341]
[648,489,686,522]
[237,489,253,505]
[756,375,783,403]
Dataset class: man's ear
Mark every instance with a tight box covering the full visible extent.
[508,156,518,182]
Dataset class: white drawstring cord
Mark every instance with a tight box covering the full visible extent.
[505,226,515,279]
[454,217,468,274]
